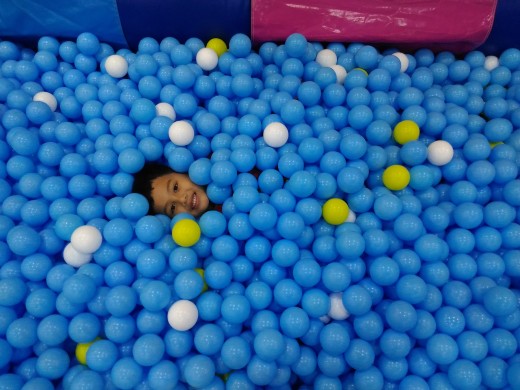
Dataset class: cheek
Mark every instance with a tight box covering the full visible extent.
[176,204,188,214]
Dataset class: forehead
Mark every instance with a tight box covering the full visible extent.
[153,171,188,186]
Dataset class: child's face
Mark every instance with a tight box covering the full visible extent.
[150,172,209,218]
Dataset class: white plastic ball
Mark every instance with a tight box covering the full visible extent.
[484,55,499,71]
[392,52,409,73]
[328,292,349,320]
[316,49,337,67]
[104,54,129,78]
[263,122,289,148]
[70,225,103,254]
[168,120,195,146]
[346,210,357,223]
[196,47,219,71]
[63,243,92,268]
[319,315,331,324]
[427,140,454,166]
[330,64,347,84]
[167,300,199,331]
[33,91,57,112]
[156,102,176,120]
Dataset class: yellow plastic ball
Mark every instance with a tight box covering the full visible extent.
[219,373,231,382]
[353,67,368,76]
[195,268,208,293]
[75,339,98,365]
[383,165,410,191]
[393,120,420,145]
[489,141,503,148]
[322,198,349,225]
[206,38,227,57]
[172,219,201,247]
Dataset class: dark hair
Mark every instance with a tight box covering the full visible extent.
[132,162,174,214]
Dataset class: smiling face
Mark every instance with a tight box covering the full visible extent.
[150,172,209,218]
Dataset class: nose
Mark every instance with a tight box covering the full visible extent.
[175,191,188,208]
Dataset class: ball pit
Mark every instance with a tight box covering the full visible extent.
[0,30,519,389]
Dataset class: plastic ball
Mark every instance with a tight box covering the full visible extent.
[316,49,337,67]
[84,339,118,372]
[110,357,143,390]
[36,348,70,380]
[70,225,102,254]
[263,122,289,148]
[75,338,98,365]
[345,339,375,371]
[139,279,171,311]
[33,91,57,111]
[330,64,347,84]
[448,359,482,389]
[132,333,165,367]
[455,330,489,363]
[62,275,96,308]
[369,256,400,286]
[427,140,454,166]
[221,336,251,370]
[229,33,251,58]
[5,316,38,350]
[196,47,219,71]
[3,32,520,388]
[206,38,227,57]
[62,243,92,268]
[167,299,198,331]
[172,219,201,247]
[104,54,128,78]
[168,120,194,146]
[328,292,349,320]
[221,294,251,324]
[148,360,179,390]
[6,224,41,256]
[252,328,285,362]
[382,165,410,191]
[155,102,176,120]
[342,285,372,316]
[483,286,517,316]
[322,198,349,225]
[393,120,420,144]
[426,333,459,365]
[392,52,410,72]
[101,218,132,247]
[172,268,203,299]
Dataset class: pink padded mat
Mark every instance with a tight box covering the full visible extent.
[252,0,497,52]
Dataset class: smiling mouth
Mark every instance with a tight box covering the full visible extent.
[191,192,198,210]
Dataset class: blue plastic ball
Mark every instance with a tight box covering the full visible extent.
[132,333,165,367]
[104,285,137,318]
[426,333,459,365]
[483,286,517,316]
[84,339,118,372]
[147,360,179,389]
[183,354,215,388]
[36,348,70,380]
[342,285,372,316]
[110,357,143,389]
[344,339,374,370]
[448,359,482,389]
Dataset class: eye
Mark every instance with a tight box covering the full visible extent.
[170,203,176,216]
[174,182,179,193]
